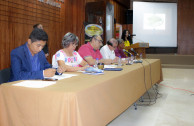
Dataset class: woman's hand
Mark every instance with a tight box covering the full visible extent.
[57,65,66,74]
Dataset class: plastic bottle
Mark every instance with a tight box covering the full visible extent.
[140,53,143,60]
[130,54,134,64]
[118,56,122,66]
[95,58,99,68]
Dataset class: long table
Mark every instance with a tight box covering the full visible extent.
[0,59,162,126]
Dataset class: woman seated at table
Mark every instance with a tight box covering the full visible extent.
[52,32,88,72]
[114,39,127,58]
[115,39,129,64]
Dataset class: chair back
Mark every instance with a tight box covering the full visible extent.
[0,68,10,84]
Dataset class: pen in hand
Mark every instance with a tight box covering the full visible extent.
[55,66,66,75]
[43,78,58,81]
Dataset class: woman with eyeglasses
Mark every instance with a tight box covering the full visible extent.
[114,39,127,58]
[52,32,88,72]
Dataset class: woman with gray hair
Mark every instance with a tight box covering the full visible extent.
[114,39,127,58]
[52,32,88,72]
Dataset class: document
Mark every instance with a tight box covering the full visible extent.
[104,65,118,68]
[13,80,56,88]
[44,74,78,80]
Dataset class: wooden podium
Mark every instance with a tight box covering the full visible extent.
[125,42,149,58]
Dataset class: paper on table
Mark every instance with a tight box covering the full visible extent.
[12,80,56,88]
[45,74,78,80]
[104,65,118,68]
[83,72,104,75]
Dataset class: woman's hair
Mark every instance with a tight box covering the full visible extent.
[62,32,79,48]
[121,30,129,41]
[121,30,133,45]
[116,39,124,45]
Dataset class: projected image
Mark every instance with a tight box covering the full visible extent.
[143,14,165,30]
[133,2,177,47]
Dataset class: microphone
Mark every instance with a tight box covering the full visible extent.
[130,48,139,56]
[123,49,132,56]
[99,17,102,24]
[129,34,136,36]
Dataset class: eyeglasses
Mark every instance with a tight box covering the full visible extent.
[72,42,78,47]
[112,45,117,49]
[94,38,103,43]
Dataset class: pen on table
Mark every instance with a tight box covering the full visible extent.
[42,78,58,81]
[53,67,63,75]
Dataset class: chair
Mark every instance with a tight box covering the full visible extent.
[0,68,10,84]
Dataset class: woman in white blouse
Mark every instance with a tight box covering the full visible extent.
[52,32,88,72]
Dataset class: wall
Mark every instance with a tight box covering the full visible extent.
[108,0,127,24]
[0,0,128,70]
[178,0,194,54]
[0,0,85,69]
[86,0,127,24]
[3,0,194,70]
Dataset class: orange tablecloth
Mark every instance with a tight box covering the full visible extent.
[0,59,162,126]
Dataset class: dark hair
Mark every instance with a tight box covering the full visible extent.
[107,38,118,46]
[107,40,112,46]
[33,24,40,29]
[62,32,79,48]
[90,35,99,42]
[121,30,133,45]
[29,28,48,43]
[42,44,49,54]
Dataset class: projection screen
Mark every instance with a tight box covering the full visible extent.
[133,2,177,47]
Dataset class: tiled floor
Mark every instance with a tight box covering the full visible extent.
[108,68,194,126]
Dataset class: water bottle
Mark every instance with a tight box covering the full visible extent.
[95,58,99,68]
[118,56,122,66]
[130,54,134,64]
[140,53,143,60]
